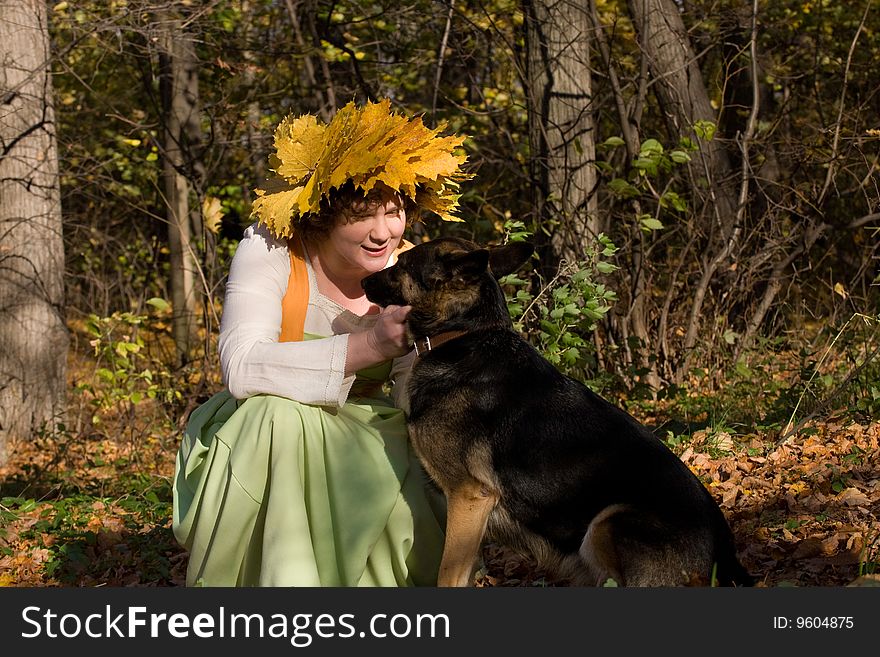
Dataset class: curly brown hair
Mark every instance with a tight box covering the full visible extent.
[293,182,419,242]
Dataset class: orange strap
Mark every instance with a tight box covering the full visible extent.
[279,237,415,344]
[279,237,310,343]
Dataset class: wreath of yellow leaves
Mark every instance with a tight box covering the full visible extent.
[251,98,472,239]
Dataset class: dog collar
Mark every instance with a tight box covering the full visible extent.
[413,330,469,357]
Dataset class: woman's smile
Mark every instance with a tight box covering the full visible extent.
[362,242,390,257]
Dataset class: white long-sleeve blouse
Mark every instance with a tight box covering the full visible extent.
[217,222,413,408]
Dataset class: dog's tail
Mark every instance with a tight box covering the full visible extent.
[712,514,754,587]
[714,553,754,587]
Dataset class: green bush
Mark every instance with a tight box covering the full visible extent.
[499,220,618,391]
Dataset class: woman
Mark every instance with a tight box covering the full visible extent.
[172,99,470,586]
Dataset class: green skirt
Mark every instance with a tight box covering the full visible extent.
[172,391,445,586]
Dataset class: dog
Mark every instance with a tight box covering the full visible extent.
[362,237,753,587]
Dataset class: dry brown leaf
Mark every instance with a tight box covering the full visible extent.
[721,487,739,508]
[847,575,880,586]
[791,538,826,560]
[836,487,871,507]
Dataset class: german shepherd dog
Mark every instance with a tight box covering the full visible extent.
[362,237,752,587]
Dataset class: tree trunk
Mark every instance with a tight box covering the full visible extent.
[627,0,744,383]
[627,0,738,240]
[0,0,68,465]
[523,0,598,270]
[159,16,201,367]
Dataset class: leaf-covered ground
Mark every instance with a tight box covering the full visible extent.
[2,414,877,588]
[1,344,878,587]
[475,416,880,587]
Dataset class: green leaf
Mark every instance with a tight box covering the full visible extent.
[639,216,664,231]
[96,368,115,383]
[562,347,580,364]
[146,297,170,312]
[539,320,559,335]
[639,138,664,155]
[660,191,688,212]
[693,120,716,141]
[607,178,640,198]
[632,157,657,172]
[678,136,697,150]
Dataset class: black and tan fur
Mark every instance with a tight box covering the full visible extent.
[362,237,752,587]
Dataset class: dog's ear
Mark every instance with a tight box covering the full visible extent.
[440,248,491,282]
[488,242,535,278]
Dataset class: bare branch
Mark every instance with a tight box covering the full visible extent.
[817,1,871,208]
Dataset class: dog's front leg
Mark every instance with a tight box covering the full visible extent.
[437,479,498,587]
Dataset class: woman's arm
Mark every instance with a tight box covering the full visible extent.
[218,223,410,407]
[218,223,355,406]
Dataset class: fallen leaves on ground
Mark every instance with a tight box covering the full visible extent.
[475,417,880,587]
[1,412,877,587]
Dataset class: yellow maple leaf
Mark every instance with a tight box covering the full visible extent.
[273,113,325,182]
[251,179,306,239]
[201,195,224,234]
[330,99,397,190]
[252,98,471,237]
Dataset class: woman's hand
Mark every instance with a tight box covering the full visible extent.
[367,304,412,359]
[345,305,412,375]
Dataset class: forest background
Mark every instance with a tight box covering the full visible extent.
[0,0,878,587]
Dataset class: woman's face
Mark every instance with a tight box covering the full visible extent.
[321,190,407,279]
